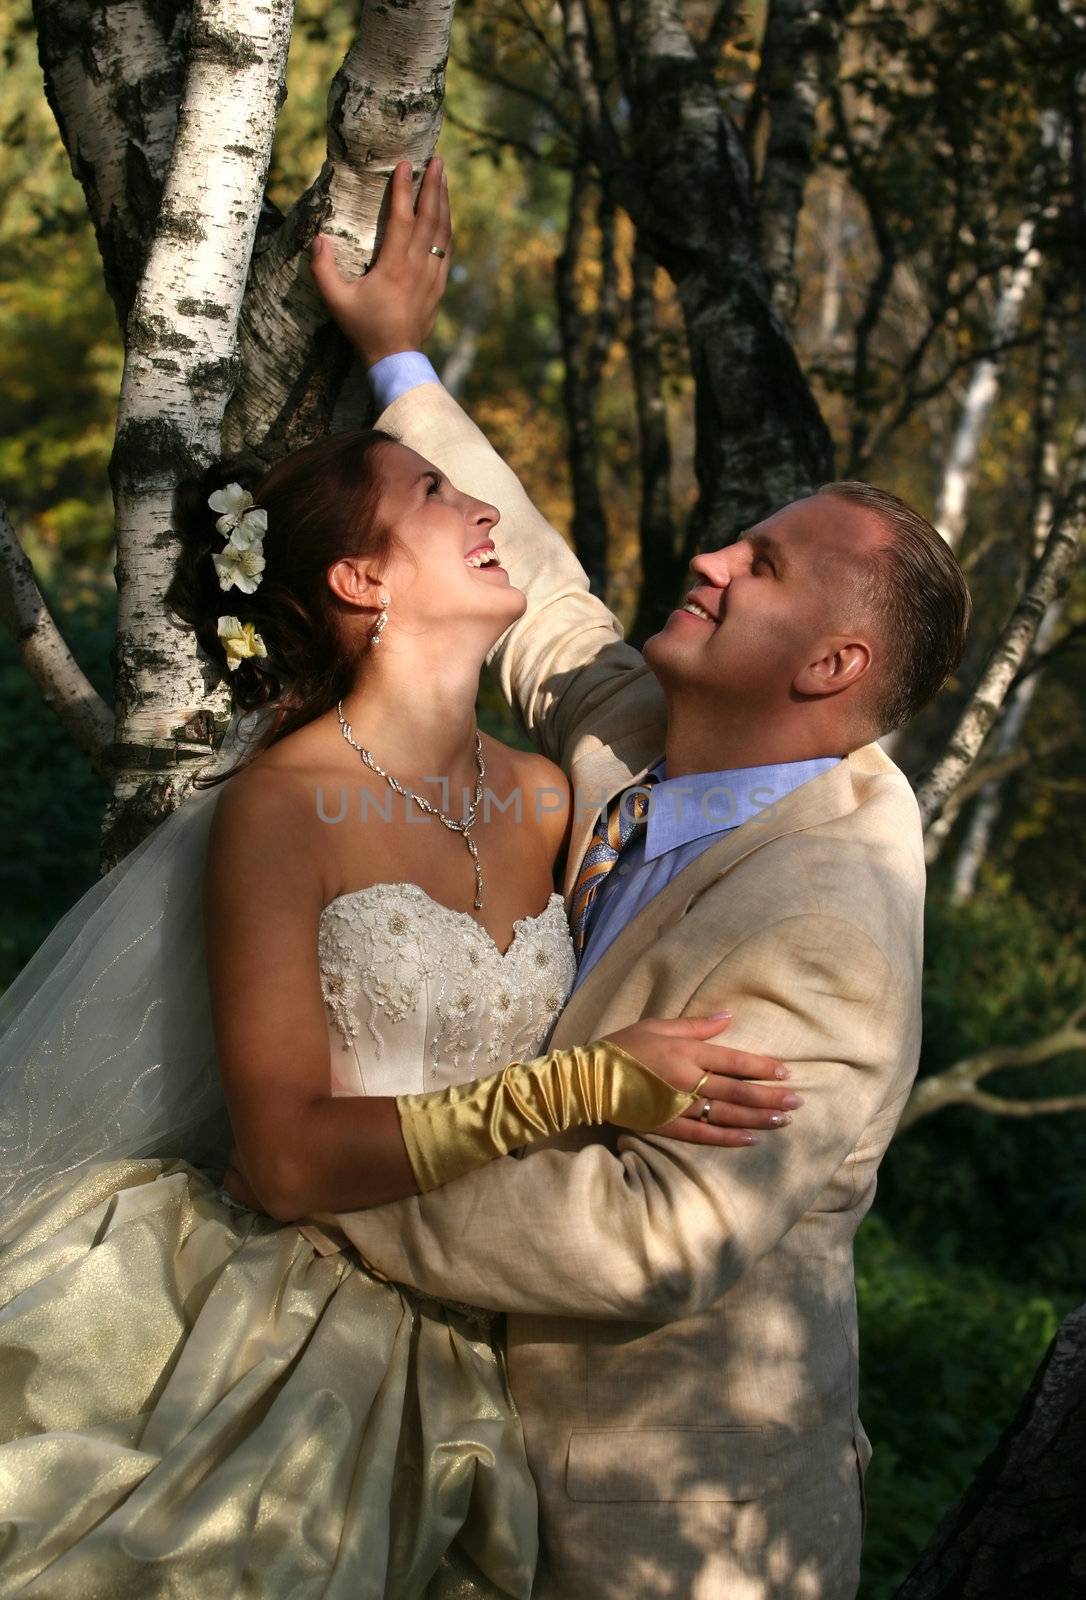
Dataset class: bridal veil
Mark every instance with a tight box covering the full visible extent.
[0,707,272,1226]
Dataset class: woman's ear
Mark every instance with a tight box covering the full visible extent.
[793,637,871,698]
[326,558,385,611]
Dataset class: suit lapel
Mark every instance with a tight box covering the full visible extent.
[551,755,860,1048]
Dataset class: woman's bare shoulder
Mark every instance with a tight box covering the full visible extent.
[506,743,568,800]
[207,730,340,891]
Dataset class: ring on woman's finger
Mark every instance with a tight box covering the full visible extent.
[429,245,447,259]
[699,1100,713,1123]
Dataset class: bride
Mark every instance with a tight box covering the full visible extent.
[0,160,797,1598]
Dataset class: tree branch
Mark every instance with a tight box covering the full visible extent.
[698,0,741,66]
[555,158,611,596]
[0,501,114,776]
[915,476,1084,831]
[753,0,844,324]
[898,1005,1086,1133]
[560,0,639,211]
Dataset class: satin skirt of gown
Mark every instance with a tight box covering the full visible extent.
[0,882,577,1600]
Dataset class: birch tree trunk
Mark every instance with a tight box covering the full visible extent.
[221,0,455,459]
[33,0,191,328]
[752,0,844,327]
[441,250,497,398]
[555,160,613,597]
[628,0,836,550]
[914,476,1083,832]
[560,0,834,551]
[629,240,680,644]
[102,0,294,864]
[818,171,846,352]
[933,219,1042,550]
[21,0,454,864]
[947,310,1075,898]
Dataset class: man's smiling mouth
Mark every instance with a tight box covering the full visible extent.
[680,599,716,623]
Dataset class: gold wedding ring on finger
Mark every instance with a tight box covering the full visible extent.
[688,1070,713,1122]
[429,245,447,258]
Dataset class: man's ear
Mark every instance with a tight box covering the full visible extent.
[793,637,871,699]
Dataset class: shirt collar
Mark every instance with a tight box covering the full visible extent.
[643,757,841,862]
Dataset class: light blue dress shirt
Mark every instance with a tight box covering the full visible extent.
[573,758,839,987]
[370,351,442,408]
[367,352,842,985]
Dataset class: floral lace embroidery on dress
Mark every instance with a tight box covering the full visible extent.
[318,882,575,1077]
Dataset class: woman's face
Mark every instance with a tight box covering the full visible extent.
[365,442,526,646]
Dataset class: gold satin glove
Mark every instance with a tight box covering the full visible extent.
[396,1040,696,1194]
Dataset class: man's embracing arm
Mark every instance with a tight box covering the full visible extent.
[309,162,662,769]
[335,913,920,1323]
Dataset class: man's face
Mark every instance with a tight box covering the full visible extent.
[643,494,886,714]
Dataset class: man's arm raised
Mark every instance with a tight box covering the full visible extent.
[310,159,660,769]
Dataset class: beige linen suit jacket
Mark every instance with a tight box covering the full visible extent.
[337,384,926,1600]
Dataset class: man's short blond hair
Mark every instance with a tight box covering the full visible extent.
[817,480,973,734]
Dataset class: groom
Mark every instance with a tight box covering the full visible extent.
[310,181,971,1598]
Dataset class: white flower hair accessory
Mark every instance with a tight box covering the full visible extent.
[208,484,268,546]
[213,540,265,595]
[208,483,267,594]
[217,614,268,672]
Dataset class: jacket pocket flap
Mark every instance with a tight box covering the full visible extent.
[566,1426,770,1503]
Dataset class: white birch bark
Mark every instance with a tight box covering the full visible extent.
[442,250,498,397]
[915,477,1083,832]
[818,170,846,351]
[933,110,1061,551]
[33,0,190,323]
[0,501,114,775]
[946,594,1064,898]
[104,0,294,860]
[933,216,1041,550]
[947,416,1079,897]
[221,0,455,457]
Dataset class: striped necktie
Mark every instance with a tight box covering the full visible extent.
[569,774,659,958]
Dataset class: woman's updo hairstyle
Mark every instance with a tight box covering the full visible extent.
[166,428,397,787]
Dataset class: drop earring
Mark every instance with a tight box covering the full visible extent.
[371,590,390,647]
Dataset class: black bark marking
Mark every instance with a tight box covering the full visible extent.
[189,21,261,70]
[113,415,195,481]
[176,296,229,319]
[157,207,206,243]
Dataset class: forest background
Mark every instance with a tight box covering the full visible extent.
[1,0,1084,1593]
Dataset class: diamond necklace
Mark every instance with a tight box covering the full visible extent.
[336,699,487,910]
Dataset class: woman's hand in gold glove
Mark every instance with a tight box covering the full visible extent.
[603,1014,799,1147]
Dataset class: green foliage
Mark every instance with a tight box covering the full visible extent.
[0,571,115,992]
[856,1213,1063,1599]
[858,887,1086,1592]
[0,0,121,568]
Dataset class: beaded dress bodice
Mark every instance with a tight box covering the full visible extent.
[317,882,576,1095]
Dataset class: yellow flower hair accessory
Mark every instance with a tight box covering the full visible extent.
[217,614,268,672]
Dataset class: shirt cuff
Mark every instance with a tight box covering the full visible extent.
[368,351,441,413]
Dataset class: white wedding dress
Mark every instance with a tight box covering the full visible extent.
[0,849,576,1598]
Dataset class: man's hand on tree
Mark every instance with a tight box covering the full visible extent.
[309,156,452,367]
